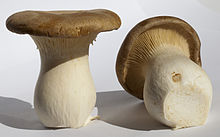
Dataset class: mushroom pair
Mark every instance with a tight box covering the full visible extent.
[116,16,212,129]
[6,9,121,128]
[6,10,212,130]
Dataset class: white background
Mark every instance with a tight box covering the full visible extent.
[0,0,220,137]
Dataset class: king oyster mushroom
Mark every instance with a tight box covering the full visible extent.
[6,9,121,128]
[116,16,212,129]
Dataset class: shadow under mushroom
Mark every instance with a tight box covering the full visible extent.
[0,96,45,130]
[96,90,168,131]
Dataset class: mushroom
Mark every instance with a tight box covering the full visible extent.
[116,16,212,129]
[6,9,121,128]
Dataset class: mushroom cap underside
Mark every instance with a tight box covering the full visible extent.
[6,9,121,38]
[116,16,201,99]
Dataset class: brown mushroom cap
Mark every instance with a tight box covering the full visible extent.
[116,16,201,99]
[6,9,121,38]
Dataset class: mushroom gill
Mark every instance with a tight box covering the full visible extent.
[124,28,190,99]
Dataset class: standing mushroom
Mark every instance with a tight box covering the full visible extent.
[116,16,212,129]
[6,9,121,128]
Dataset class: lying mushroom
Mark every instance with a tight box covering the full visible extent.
[6,9,121,128]
[116,16,212,129]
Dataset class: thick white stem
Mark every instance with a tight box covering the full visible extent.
[143,47,212,129]
[31,35,97,128]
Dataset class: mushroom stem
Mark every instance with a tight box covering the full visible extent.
[31,34,97,128]
[143,47,212,129]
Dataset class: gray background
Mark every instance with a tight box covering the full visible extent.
[0,0,219,137]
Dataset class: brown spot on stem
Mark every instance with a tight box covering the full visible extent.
[172,73,182,82]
